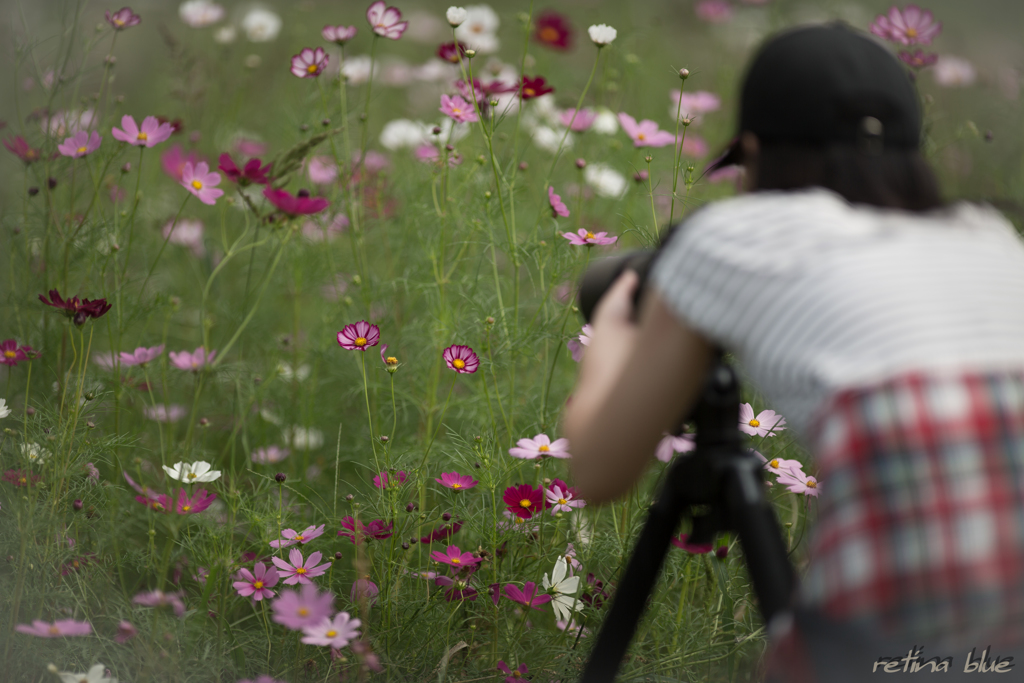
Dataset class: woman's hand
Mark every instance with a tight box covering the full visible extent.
[581,270,641,383]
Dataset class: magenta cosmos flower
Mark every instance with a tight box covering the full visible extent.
[252,445,290,465]
[161,145,205,182]
[373,470,406,488]
[503,483,543,519]
[617,113,676,148]
[435,471,477,490]
[351,578,379,604]
[323,25,357,44]
[443,344,479,374]
[271,583,336,630]
[180,161,223,205]
[671,533,714,554]
[234,562,280,600]
[562,228,617,246]
[176,488,216,514]
[112,115,173,147]
[169,346,216,371]
[695,0,733,22]
[435,575,478,601]
[899,50,939,68]
[273,548,332,585]
[338,517,393,544]
[133,589,186,616]
[548,186,569,218]
[119,344,164,367]
[509,433,571,459]
[337,321,380,351]
[263,188,329,216]
[439,94,478,124]
[0,339,29,366]
[4,136,41,164]
[738,403,786,437]
[218,153,272,185]
[57,130,101,158]
[870,5,942,45]
[40,289,111,326]
[291,47,329,78]
[430,544,481,568]
[106,7,141,30]
[366,0,407,40]
[270,524,325,549]
[503,582,552,610]
[15,619,92,637]
[302,612,361,647]
[546,484,586,514]
[498,662,530,682]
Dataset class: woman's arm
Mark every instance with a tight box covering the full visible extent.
[565,270,714,504]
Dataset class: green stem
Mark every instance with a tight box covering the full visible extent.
[137,193,191,300]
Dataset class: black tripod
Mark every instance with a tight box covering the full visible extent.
[579,361,796,683]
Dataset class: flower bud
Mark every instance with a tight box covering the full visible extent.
[402,542,410,550]
[105,55,117,66]
[633,170,649,183]
[28,187,39,196]
[679,68,689,80]
[321,118,331,127]
[446,6,468,27]
[432,125,442,135]
[345,494,354,501]
[474,462,481,469]
[681,117,693,127]
[715,545,729,560]
[199,417,209,427]
[405,502,416,513]
[300,124,309,132]
[518,161,528,171]
[644,155,653,163]
[575,158,586,169]
[334,551,343,560]
[465,49,476,58]
[485,317,495,325]
[379,435,389,443]
[73,499,83,511]
[274,472,287,483]
[442,512,452,522]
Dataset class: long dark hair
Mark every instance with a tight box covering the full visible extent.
[755,143,944,212]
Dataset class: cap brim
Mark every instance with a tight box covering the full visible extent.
[704,136,743,175]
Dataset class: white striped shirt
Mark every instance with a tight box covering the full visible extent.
[650,188,1024,440]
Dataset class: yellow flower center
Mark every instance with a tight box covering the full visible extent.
[513,672,522,679]
[77,146,88,154]
[538,444,550,452]
[637,133,646,140]
[3,350,15,358]
[386,357,398,365]
[451,557,461,564]
[354,337,367,346]
[307,64,318,73]
[452,107,462,116]
[906,27,918,38]
[524,87,536,97]
[514,517,525,524]
[452,483,462,489]
[585,232,595,240]
[182,505,191,512]
[187,472,198,479]
[453,358,465,369]
[540,26,559,42]
[326,629,337,637]
[191,179,203,190]
[137,132,148,141]
[296,567,307,574]
[298,608,309,616]
[558,498,568,505]
[49,625,60,635]
[19,477,27,484]
[253,581,264,589]
[770,459,779,469]
[519,499,532,508]
[807,480,817,488]
[749,419,760,428]
[295,535,304,542]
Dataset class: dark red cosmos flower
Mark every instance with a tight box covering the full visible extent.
[581,572,609,608]
[420,519,463,544]
[156,116,185,134]
[437,41,467,64]
[2,469,41,487]
[520,75,554,100]
[263,188,329,216]
[4,136,42,164]
[338,516,394,544]
[899,50,939,69]
[39,289,111,326]
[0,339,28,366]
[219,153,272,186]
[534,11,573,50]
[503,483,543,519]
[455,78,518,104]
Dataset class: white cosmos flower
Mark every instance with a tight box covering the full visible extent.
[591,107,619,135]
[57,663,116,683]
[446,6,468,27]
[162,460,222,483]
[0,398,10,419]
[584,163,627,198]
[241,8,282,42]
[214,25,237,43]
[21,442,49,465]
[454,5,499,53]
[588,24,617,46]
[283,426,325,450]
[341,55,377,85]
[179,0,225,28]
[543,557,582,622]
[533,126,571,154]
[380,119,431,150]
[276,361,311,382]
[934,56,977,88]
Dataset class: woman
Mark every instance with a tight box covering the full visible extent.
[566,23,1024,681]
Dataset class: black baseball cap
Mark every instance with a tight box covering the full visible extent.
[708,22,922,171]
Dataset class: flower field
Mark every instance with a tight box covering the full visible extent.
[0,0,1020,681]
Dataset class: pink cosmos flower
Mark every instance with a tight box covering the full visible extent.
[498,509,540,533]
[270,524,325,549]
[181,161,223,206]
[161,145,205,182]
[291,48,330,79]
[509,433,571,460]
[430,545,481,568]
[273,548,332,585]
[503,484,543,519]
[302,612,361,647]
[870,5,941,45]
[434,575,478,601]
[114,620,138,643]
[218,153,272,185]
[420,519,463,544]
[323,25,358,44]
[435,472,478,490]
[497,662,530,682]
[695,0,733,22]
[338,517,394,544]
[562,228,618,246]
[439,94,479,124]
[111,115,173,147]
[106,7,141,30]
[4,136,41,164]
[899,50,939,68]
[753,451,803,478]
[443,344,479,373]
[618,113,676,148]
[738,403,786,437]
[680,134,709,158]
[233,562,279,601]
[776,468,820,497]
[162,218,205,258]
[560,543,583,575]
[671,533,714,554]
[15,619,92,637]
[263,188,329,216]
[57,130,101,158]
[169,347,216,371]
[670,90,722,116]
[119,344,164,367]
[559,108,597,132]
[337,321,380,350]
[252,446,290,465]
[655,433,696,463]
[567,324,592,362]
[503,582,553,610]
[145,404,187,423]
[306,156,338,185]
[351,578,379,604]
[272,584,336,630]
[366,1,407,40]
[302,213,349,242]
[133,589,186,616]
[548,186,569,218]
[373,470,407,489]
[545,484,586,514]
[176,488,216,514]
